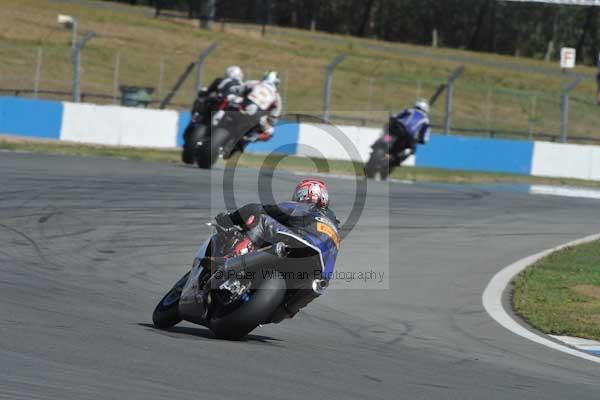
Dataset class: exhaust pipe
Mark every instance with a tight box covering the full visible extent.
[223,242,288,275]
[312,279,328,295]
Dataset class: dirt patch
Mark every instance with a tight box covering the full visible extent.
[571,285,600,300]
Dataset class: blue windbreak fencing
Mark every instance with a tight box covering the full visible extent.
[0,97,63,139]
[177,111,299,155]
[415,134,535,175]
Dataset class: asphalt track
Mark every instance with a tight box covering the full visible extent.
[2,151,600,400]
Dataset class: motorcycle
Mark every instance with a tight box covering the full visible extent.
[152,219,335,340]
[195,82,276,169]
[364,132,395,180]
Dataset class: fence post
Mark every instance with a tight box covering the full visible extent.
[485,86,492,136]
[528,95,537,141]
[112,52,121,104]
[443,65,465,135]
[322,54,346,122]
[157,57,165,99]
[194,42,218,98]
[560,76,583,143]
[72,31,96,102]
[34,47,43,99]
[366,77,374,113]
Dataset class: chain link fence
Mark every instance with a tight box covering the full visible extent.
[1,38,599,144]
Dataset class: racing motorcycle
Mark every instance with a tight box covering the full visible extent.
[364,131,395,180]
[152,216,337,340]
[195,82,276,169]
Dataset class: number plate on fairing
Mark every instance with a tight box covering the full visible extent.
[316,222,341,249]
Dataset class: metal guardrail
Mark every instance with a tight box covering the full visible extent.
[0,88,189,109]
[283,113,600,145]
[3,89,600,145]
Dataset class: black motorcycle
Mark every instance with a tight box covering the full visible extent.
[152,220,335,340]
[194,82,278,169]
[364,132,396,180]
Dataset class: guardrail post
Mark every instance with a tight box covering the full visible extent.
[322,54,346,122]
[443,66,465,135]
[72,31,96,102]
[33,47,43,99]
[194,42,218,97]
[560,76,583,143]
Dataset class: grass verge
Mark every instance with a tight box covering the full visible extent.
[513,240,600,341]
[1,0,600,139]
[3,136,600,188]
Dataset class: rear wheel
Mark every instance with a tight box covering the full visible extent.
[196,128,230,169]
[364,153,377,179]
[365,147,390,180]
[152,272,190,329]
[209,271,286,340]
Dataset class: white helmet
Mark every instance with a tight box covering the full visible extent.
[414,98,430,114]
[262,70,280,89]
[225,65,244,81]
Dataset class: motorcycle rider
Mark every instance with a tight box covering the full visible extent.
[214,179,338,321]
[197,65,245,102]
[190,65,245,119]
[388,98,431,166]
[240,70,283,142]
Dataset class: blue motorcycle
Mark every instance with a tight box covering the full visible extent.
[152,216,338,340]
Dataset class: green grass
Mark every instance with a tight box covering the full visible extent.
[4,137,600,188]
[513,240,600,341]
[1,0,600,141]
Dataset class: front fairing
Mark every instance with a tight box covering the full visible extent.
[302,232,338,279]
[372,133,395,151]
[178,235,214,324]
[273,202,340,279]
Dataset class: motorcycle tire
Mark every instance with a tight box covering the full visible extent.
[196,128,229,169]
[364,154,378,179]
[365,148,390,180]
[182,125,206,164]
[209,270,286,340]
[152,271,190,329]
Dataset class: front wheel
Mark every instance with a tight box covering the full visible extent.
[196,128,230,169]
[152,271,190,329]
[182,125,206,164]
[209,271,286,340]
[365,147,391,180]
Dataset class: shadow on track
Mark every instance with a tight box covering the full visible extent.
[137,323,283,344]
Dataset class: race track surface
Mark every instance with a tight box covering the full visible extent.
[1,151,600,399]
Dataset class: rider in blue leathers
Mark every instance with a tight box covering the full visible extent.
[215,179,338,322]
[389,99,431,166]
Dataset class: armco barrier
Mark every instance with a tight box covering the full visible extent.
[296,123,415,166]
[415,134,534,175]
[2,96,600,182]
[177,111,300,155]
[0,97,62,139]
[531,141,600,181]
[61,102,179,148]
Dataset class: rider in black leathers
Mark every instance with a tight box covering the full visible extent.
[191,65,245,118]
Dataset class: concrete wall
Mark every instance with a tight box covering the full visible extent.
[61,102,179,148]
[0,97,62,139]
[2,96,600,182]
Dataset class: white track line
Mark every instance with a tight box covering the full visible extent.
[529,185,600,200]
[482,233,600,365]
